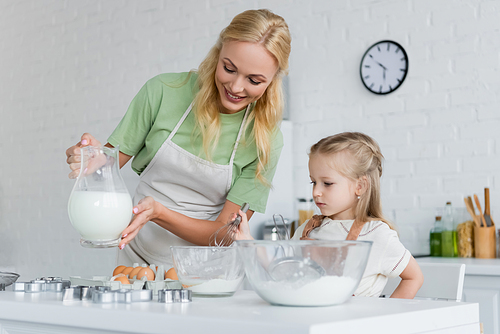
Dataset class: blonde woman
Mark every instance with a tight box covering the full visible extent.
[235,132,423,298]
[65,9,292,268]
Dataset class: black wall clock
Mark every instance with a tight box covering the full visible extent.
[360,40,408,95]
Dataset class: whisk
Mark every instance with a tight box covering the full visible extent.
[210,203,250,247]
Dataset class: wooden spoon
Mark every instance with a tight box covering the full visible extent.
[464,197,481,228]
[474,194,487,227]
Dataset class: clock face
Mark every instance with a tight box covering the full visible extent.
[360,40,408,95]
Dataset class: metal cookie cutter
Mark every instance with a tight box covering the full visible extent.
[92,290,117,304]
[12,282,27,291]
[158,289,192,303]
[62,286,82,301]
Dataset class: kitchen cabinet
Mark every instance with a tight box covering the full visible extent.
[0,289,479,333]
[417,257,500,334]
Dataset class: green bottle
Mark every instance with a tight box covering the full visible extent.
[441,202,457,257]
[430,216,442,256]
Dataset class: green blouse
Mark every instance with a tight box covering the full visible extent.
[107,72,283,213]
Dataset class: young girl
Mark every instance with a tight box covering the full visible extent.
[235,132,423,299]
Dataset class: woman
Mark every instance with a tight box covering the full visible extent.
[65,9,292,267]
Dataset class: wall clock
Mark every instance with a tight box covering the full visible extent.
[360,40,408,95]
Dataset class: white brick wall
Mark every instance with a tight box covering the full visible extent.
[1,0,499,279]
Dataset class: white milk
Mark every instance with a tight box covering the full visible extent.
[253,275,358,306]
[68,191,133,240]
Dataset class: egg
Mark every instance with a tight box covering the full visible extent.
[114,275,130,284]
[128,266,143,279]
[165,267,178,280]
[135,267,155,281]
[113,265,127,276]
[120,266,134,277]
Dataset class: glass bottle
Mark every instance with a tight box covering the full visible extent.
[297,198,315,227]
[430,216,443,257]
[68,145,133,248]
[441,202,458,257]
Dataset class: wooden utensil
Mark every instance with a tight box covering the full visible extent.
[474,194,487,227]
[467,196,481,227]
[484,188,494,227]
[464,197,481,228]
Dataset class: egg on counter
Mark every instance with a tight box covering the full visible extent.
[114,275,131,285]
[113,265,127,276]
[165,267,178,280]
[135,267,155,281]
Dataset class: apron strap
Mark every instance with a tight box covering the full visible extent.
[167,102,194,141]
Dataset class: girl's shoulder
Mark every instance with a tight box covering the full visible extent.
[358,220,398,240]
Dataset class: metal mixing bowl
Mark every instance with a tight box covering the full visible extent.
[235,240,373,307]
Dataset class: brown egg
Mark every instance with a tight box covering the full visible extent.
[128,266,143,279]
[114,276,130,284]
[165,267,178,281]
[113,265,127,276]
[135,267,155,281]
[120,267,134,277]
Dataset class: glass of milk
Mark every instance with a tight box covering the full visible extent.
[68,145,133,248]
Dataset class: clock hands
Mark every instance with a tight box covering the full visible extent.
[374,60,387,81]
[376,61,387,71]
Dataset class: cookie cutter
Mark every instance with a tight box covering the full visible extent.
[91,288,153,304]
[158,289,192,303]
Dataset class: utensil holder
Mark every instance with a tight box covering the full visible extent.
[474,225,496,258]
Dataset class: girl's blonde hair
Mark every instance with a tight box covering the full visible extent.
[193,9,291,185]
[309,132,395,229]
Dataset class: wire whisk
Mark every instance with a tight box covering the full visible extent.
[210,203,250,247]
[272,214,290,240]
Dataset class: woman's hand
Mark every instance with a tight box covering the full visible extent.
[119,196,159,249]
[66,133,102,179]
[233,209,254,241]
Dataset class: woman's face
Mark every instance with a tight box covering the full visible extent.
[215,40,278,114]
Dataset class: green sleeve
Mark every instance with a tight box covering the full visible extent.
[107,81,155,157]
[226,128,284,213]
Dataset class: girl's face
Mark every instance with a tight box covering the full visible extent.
[309,153,359,220]
[215,40,278,114]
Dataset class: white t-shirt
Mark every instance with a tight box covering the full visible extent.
[293,218,411,297]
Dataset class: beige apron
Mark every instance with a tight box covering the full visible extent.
[118,102,250,267]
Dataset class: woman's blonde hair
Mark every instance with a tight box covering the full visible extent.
[309,132,395,229]
[193,9,291,185]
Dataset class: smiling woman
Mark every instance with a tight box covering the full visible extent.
[64,9,292,269]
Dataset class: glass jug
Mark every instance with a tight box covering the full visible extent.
[68,145,133,248]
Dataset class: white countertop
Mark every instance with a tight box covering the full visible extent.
[416,256,500,276]
[0,290,480,334]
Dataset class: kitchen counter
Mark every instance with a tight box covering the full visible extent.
[0,289,479,334]
[417,256,500,276]
[417,256,500,333]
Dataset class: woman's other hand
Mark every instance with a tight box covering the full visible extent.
[119,196,159,249]
[66,133,102,179]
[233,209,254,241]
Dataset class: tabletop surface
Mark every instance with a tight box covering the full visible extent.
[416,256,500,276]
[0,289,480,334]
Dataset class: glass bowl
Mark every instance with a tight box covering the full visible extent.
[171,246,245,297]
[0,272,20,286]
[235,240,372,307]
